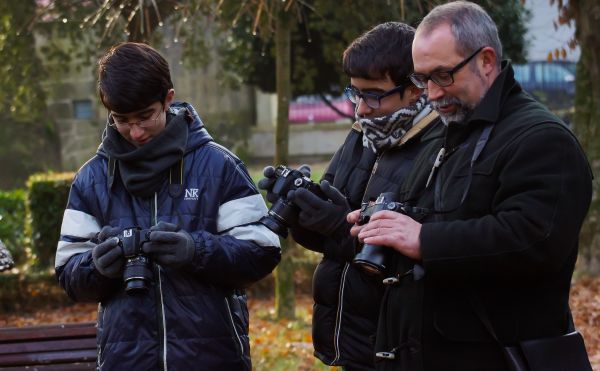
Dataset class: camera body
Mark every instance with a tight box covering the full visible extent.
[260,165,327,237]
[353,192,409,276]
[118,227,153,295]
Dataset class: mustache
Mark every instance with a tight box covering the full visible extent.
[431,96,463,110]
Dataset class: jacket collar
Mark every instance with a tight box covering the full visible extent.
[465,60,521,126]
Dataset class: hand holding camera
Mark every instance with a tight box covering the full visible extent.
[258,164,312,204]
[352,193,407,276]
[258,164,327,237]
[352,193,424,276]
[288,180,351,241]
[143,222,195,268]
[92,225,125,279]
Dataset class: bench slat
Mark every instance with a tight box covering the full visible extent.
[0,348,97,366]
[0,322,97,368]
[0,322,96,343]
[0,337,96,355]
[0,362,95,371]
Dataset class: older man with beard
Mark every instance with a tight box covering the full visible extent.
[348,1,593,370]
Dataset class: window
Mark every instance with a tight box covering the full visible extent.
[513,64,531,83]
[73,99,93,120]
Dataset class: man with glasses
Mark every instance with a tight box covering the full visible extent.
[55,42,281,370]
[259,22,443,370]
[350,2,592,370]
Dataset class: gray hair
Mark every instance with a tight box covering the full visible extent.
[417,1,502,67]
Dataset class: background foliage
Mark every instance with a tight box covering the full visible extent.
[25,172,74,270]
[0,0,529,190]
[0,190,26,265]
[0,0,62,189]
[217,0,529,97]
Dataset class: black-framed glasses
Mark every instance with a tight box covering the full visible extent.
[409,47,485,89]
[344,84,406,110]
[108,105,164,129]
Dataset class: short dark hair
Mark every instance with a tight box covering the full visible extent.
[342,22,415,90]
[97,42,173,113]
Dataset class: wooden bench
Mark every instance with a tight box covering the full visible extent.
[0,321,97,370]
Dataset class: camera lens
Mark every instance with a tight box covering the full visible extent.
[123,255,153,295]
[259,198,301,238]
[353,243,389,276]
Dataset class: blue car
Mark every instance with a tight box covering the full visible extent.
[512,61,576,110]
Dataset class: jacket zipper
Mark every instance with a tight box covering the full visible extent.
[224,297,244,356]
[151,193,168,371]
[97,304,104,369]
[332,263,350,364]
[331,152,385,364]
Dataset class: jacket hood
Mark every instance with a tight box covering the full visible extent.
[96,101,213,158]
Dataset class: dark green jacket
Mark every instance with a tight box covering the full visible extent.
[375,62,592,371]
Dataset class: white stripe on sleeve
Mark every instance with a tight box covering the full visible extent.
[217,194,268,232]
[217,194,280,247]
[55,240,96,268]
[55,208,101,268]
[60,208,101,238]
[224,224,281,247]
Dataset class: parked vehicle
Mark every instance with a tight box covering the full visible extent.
[289,95,354,124]
[512,61,576,110]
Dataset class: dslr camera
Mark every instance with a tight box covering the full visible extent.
[260,165,327,237]
[118,227,153,295]
[353,192,412,276]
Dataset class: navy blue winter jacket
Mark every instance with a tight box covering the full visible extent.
[55,102,281,371]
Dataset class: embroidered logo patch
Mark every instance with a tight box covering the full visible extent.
[184,188,199,200]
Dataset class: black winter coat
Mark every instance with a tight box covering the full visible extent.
[294,111,443,370]
[375,62,593,371]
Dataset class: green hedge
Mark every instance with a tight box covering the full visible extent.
[0,189,26,265]
[25,172,75,270]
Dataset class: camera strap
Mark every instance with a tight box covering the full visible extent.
[432,121,495,214]
[168,158,184,198]
[108,157,117,193]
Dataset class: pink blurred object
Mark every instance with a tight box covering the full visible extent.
[289,96,354,124]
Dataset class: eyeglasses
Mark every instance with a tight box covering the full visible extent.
[409,47,484,89]
[108,106,163,129]
[344,84,406,110]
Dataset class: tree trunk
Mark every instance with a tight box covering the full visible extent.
[571,0,600,275]
[273,7,295,319]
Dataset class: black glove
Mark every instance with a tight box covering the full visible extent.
[143,222,195,267]
[92,226,124,279]
[287,180,351,241]
[257,164,311,204]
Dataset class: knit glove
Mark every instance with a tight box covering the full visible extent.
[92,226,124,279]
[287,180,351,241]
[143,222,195,267]
[257,164,312,204]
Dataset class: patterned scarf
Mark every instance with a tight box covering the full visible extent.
[358,95,431,154]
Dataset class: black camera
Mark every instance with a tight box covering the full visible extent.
[260,165,327,237]
[353,192,410,276]
[118,227,153,295]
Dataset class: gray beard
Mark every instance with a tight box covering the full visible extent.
[432,98,474,125]
[431,89,487,126]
